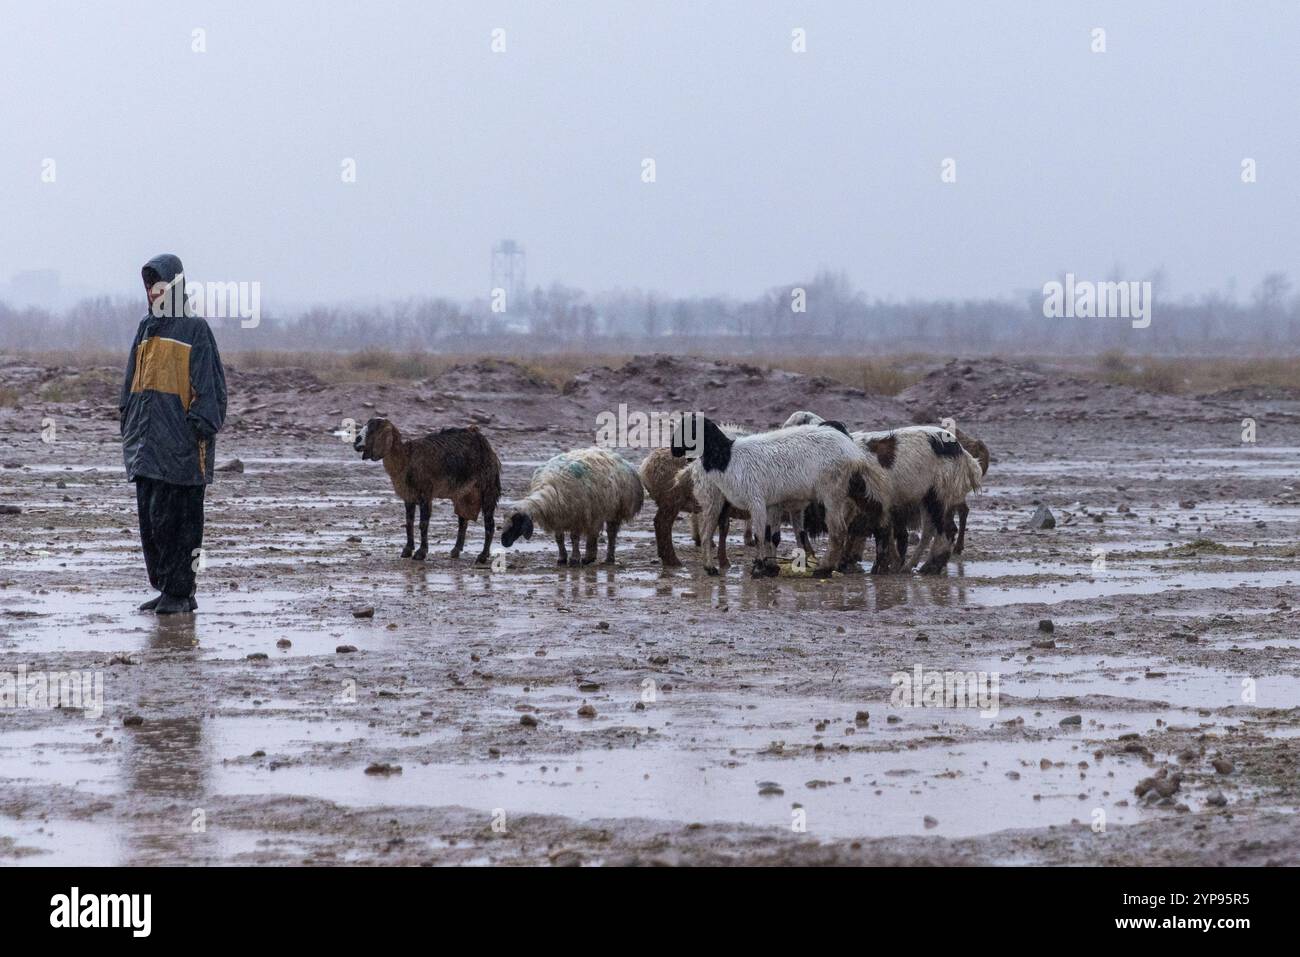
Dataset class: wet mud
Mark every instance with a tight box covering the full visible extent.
[1,354,1298,865]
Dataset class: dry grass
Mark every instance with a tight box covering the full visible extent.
[1082,350,1300,395]
[230,349,623,390]
[5,348,1296,398]
[759,356,929,395]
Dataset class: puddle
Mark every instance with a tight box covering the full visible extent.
[961,569,1297,607]
[209,735,1149,840]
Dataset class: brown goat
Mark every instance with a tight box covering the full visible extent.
[951,428,990,555]
[355,417,501,563]
[638,447,754,567]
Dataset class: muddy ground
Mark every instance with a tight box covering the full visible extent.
[1,353,1298,866]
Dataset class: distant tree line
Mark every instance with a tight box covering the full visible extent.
[2,270,1296,356]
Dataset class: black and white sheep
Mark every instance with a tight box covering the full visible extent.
[853,426,982,573]
[639,424,756,567]
[784,411,983,574]
[671,416,893,577]
[500,447,644,565]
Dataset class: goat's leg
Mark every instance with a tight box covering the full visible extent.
[869,525,898,575]
[911,525,934,571]
[698,501,723,576]
[716,506,731,567]
[788,506,809,561]
[568,531,582,567]
[918,508,955,575]
[412,499,430,560]
[477,507,494,565]
[555,532,568,565]
[583,532,598,565]
[690,511,703,547]
[604,521,620,564]
[400,501,416,558]
[953,502,969,555]
[751,503,780,578]
[450,516,468,559]
[654,505,682,567]
[816,501,847,574]
[894,522,910,570]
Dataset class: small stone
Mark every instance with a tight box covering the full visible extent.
[1212,758,1234,775]
[336,644,358,654]
[122,714,144,727]
[1059,714,1082,727]
[1205,791,1227,807]
[854,710,870,725]
[1026,505,1055,529]
[923,815,939,829]
[577,702,597,718]
[276,638,292,649]
[1038,618,1055,633]
[364,762,402,776]
[519,714,538,727]
[246,652,268,661]
[216,458,245,473]
[352,606,375,619]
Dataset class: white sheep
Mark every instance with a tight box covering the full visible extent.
[501,447,644,565]
[672,416,894,577]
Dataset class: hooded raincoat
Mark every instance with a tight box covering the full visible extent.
[119,254,228,484]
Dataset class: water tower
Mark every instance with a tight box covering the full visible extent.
[491,240,527,312]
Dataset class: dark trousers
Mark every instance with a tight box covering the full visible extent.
[135,477,206,598]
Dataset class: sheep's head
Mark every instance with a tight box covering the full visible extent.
[500,512,534,548]
[782,410,824,428]
[672,414,731,472]
[355,417,396,460]
[669,413,708,459]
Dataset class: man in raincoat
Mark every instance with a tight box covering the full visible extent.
[119,254,228,614]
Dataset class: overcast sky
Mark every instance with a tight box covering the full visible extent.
[3,0,1297,307]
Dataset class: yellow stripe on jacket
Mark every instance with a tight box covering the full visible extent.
[131,336,193,411]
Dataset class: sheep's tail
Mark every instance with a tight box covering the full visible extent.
[469,426,502,516]
[958,447,983,495]
[954,428,990,476]
[673,457,704,495]
[843,458,892,512]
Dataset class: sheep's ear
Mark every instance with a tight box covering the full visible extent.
[371,426,394,458]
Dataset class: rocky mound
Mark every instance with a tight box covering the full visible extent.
[560,354,913,430]
[896,358,1233,425]
[429,359,554,397]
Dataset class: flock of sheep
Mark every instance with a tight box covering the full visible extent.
[353,410,990,578]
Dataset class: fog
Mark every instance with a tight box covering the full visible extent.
[3,0,1299,316]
